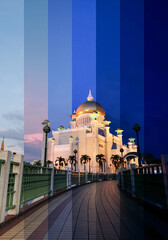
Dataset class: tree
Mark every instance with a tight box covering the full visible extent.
[68,155,76,171]
[110,155,122,172]
[46,160,52,167]
[56,157,65,169]
[80,155,91,171]
[142,153,161,165]
[33,160,42,167]
[96,154,106,173]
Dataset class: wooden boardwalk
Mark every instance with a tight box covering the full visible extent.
[0,181,167,239]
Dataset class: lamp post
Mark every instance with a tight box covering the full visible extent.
[133,123,141,167]
[42,120,51,167]
[74,149,77,171]
[120,148,124,168]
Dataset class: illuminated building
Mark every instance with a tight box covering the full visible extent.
[48,90,138,173]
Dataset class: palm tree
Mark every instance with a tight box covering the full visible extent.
[142,153,160,165]
[33,160,42,167]
[80,155,91,171]
[46,160,52,167]
[110,155,122,173]
[96,154,106,173]
[56,157,65,169]
[68,155,76,171]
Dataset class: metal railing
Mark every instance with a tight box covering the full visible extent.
[0,151,117,224]
[20,163,52,205]
[119,163,168,210]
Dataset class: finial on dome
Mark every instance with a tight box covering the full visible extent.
[87,89,93,101]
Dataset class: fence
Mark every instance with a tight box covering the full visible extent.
[0,150,116,224]
[118,157,168,210]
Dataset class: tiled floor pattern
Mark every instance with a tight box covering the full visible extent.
[0,181,167,240]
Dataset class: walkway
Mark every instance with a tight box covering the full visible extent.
[0,181,167,239]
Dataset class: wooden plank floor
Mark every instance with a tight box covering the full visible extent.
[0,181,167,239]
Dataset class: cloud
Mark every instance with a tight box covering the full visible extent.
[24,133,43,145]
[0,128,24,141]
[24,141,42,162]
[3,111,24,122]
[24,133,43,162]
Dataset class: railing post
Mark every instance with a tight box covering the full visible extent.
[67,168,71,188]
[8,154,24,215]
[78,171,80,186]
[121,169,124,191]
[50,164,54,196]
[130,165,136,197]
[85,172,88,183]
[0,151,11,223]
[161,154,168,209]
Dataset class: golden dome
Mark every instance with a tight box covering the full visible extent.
[76,100,105,117]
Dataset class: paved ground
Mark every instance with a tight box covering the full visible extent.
[0,181,167,240]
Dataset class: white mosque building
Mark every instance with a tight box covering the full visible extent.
[47,90,138,173]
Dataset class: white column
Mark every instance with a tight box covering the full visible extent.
[130,165,136,197]
[49,164,54,196]
[91,119,98,173]
[85,172,88,183]
[8,154,24,215]
[51,139,55,163]
[0,151,11,223]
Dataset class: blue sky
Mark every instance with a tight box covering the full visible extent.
[0,0,24,154]
[0,0,168,160]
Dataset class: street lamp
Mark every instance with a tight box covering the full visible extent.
[120,148,124,168]
[120,148,124,158]
[42,120,51,167]
[73,149,78,171]
[133,123,141,167]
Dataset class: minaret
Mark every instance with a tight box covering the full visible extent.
[115,128,123,147]
[90,111,99,172]
[51,138,55,163]
[69,136,74,156]
[1,137,4,151]
[103,119,111,172]
[128,137,136,152]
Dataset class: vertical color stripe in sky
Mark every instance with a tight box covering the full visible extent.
[24,0,48,161]
[96,0,120,133]
[72,0,96,111]
[0,0,24,154]
[48,0,72,133]
[144,0,168,157]
[120,0,144,152]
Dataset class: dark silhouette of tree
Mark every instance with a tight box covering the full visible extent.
[56,157,65,169]
[33,160,42,167]
[110,155,122,172]
[80,154,91,171]
[68,155,76,171]
[142,153,161,165]
[46,160,52,167]
[96,154,106,173]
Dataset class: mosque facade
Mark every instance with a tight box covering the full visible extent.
[48,90,138,173]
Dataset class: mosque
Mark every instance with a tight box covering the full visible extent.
[47,90,138,173]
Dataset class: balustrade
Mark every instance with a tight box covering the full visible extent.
[119,161,168,210]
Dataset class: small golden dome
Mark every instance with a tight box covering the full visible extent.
[76,101,105,117]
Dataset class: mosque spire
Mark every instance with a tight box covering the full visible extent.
[1,137,4,151]
[87,89,93,101]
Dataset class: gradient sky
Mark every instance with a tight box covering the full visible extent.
[0,0,24,154]
[24,0,48,161]
[0,0,168,161]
